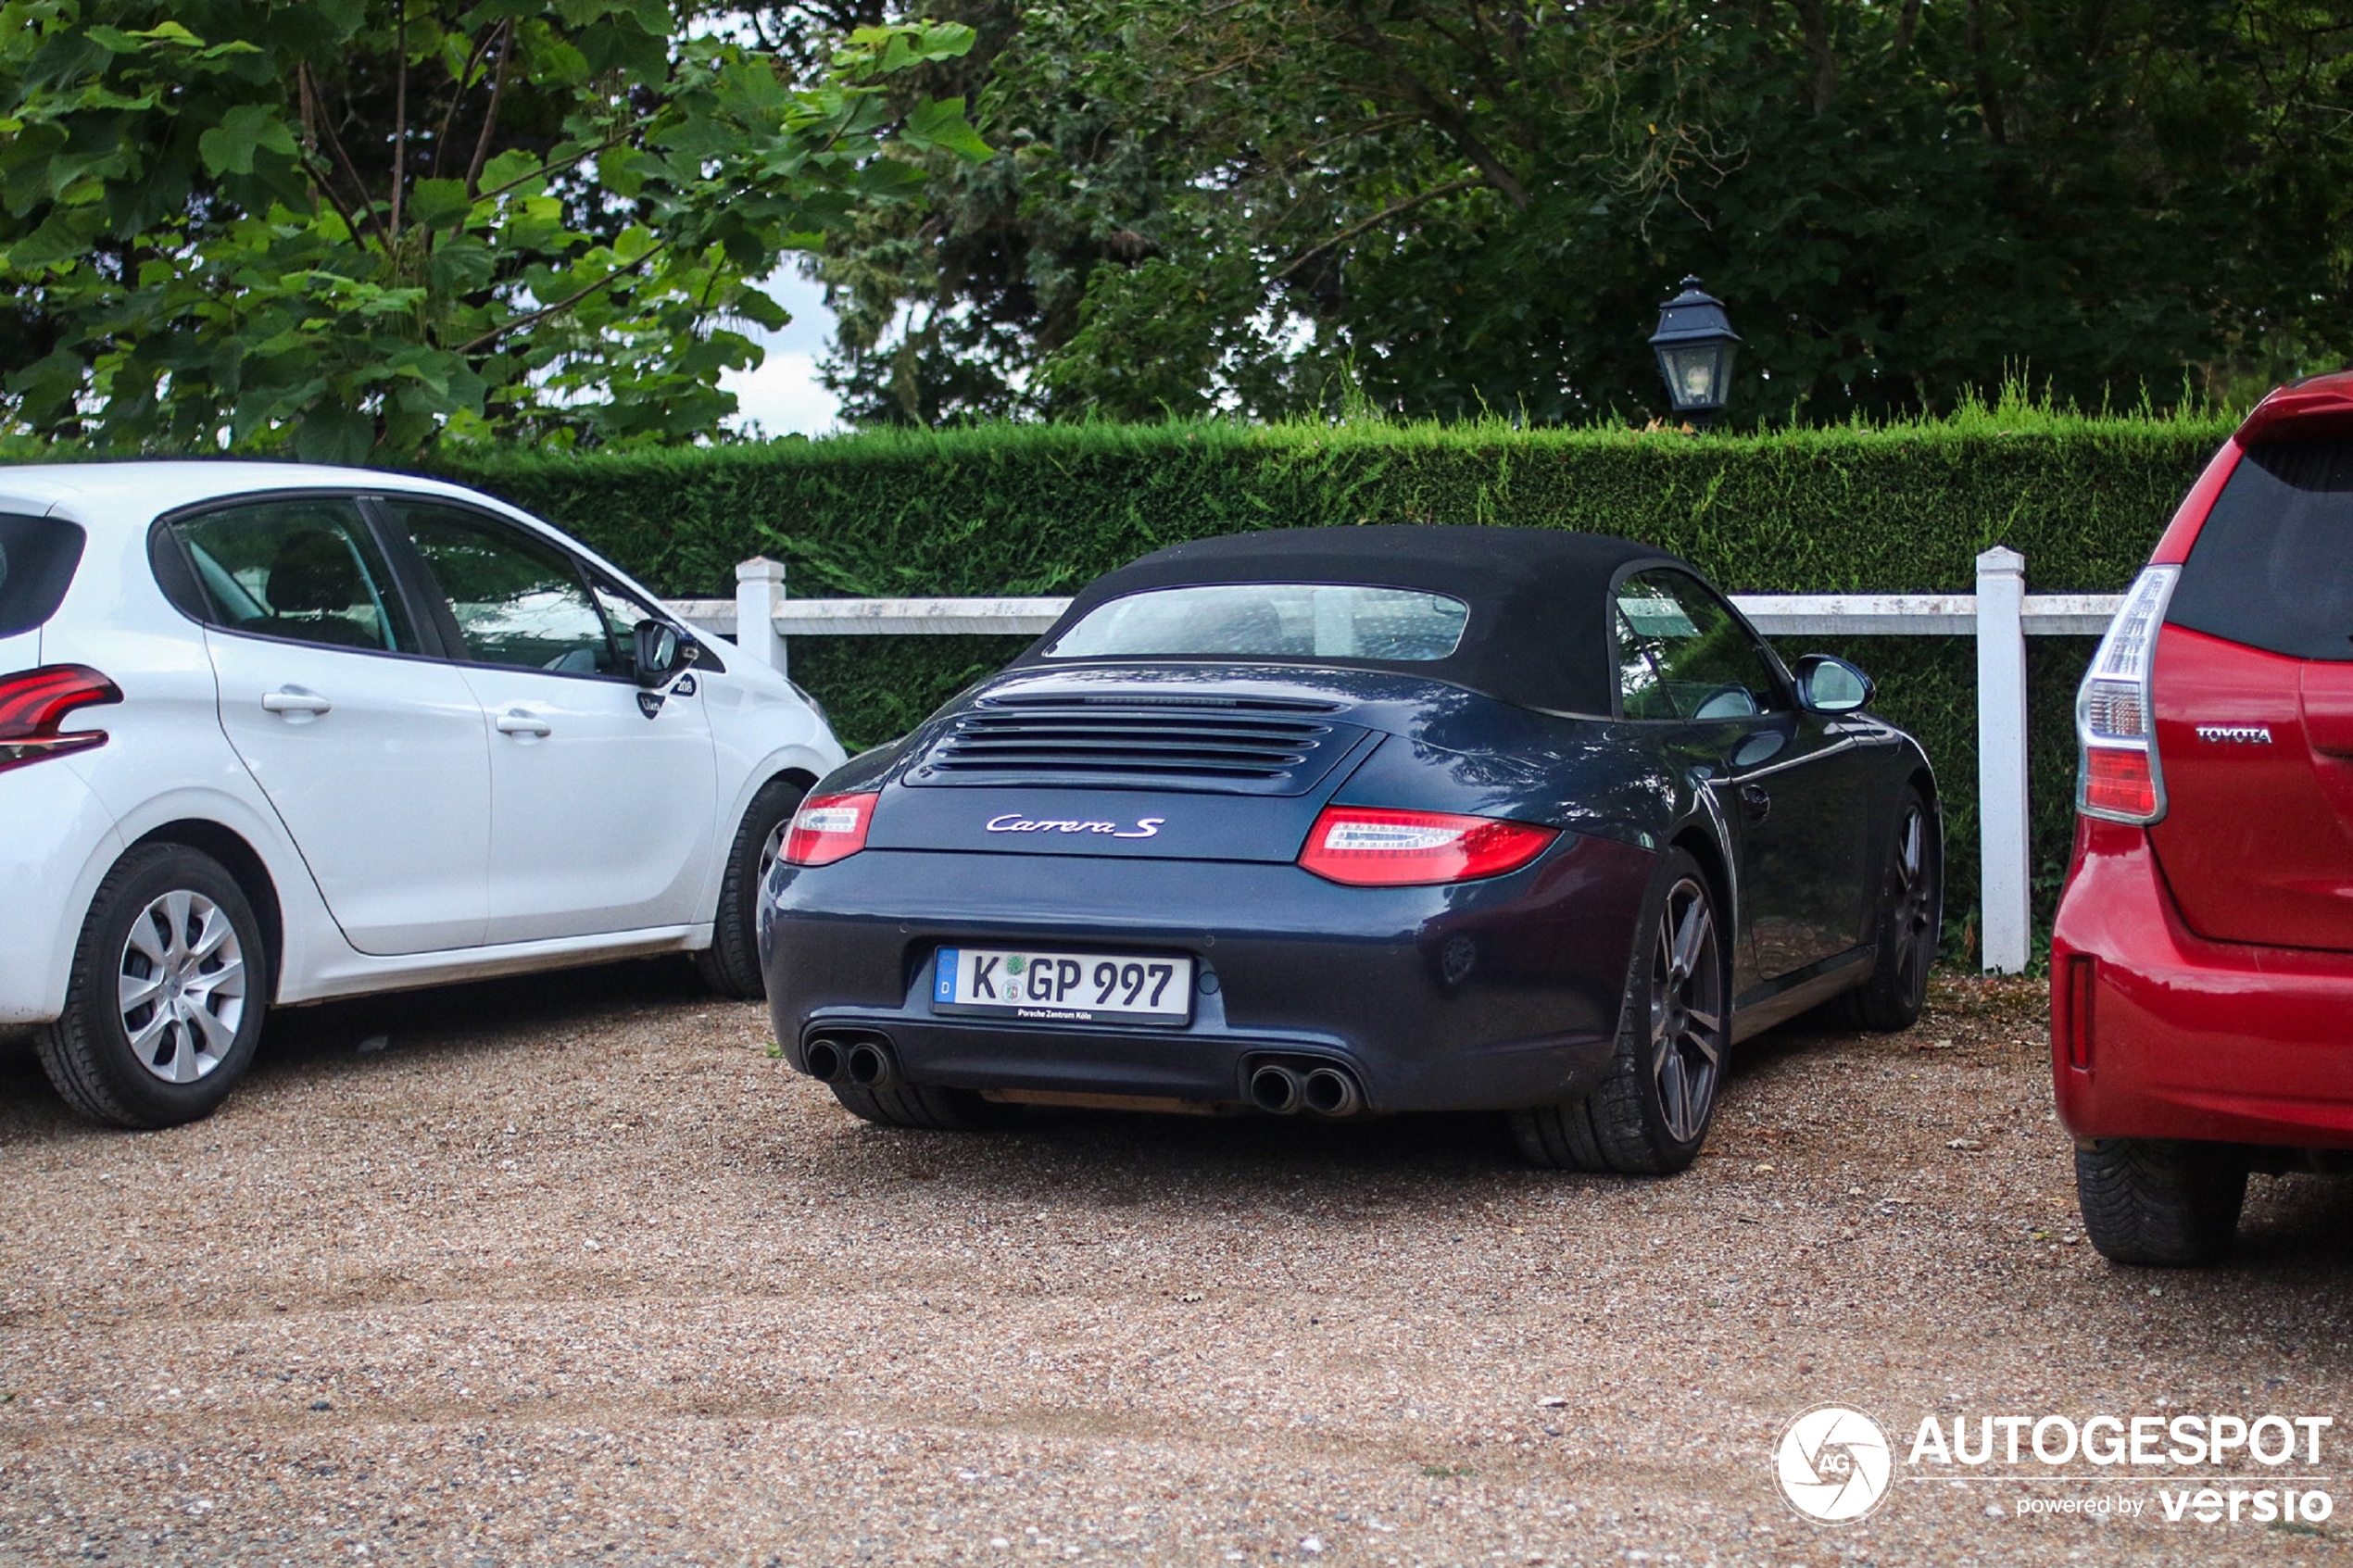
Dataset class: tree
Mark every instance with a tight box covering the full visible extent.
[811,0,2353,427]
[0,1,991,457]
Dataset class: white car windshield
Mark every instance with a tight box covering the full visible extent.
[1044,583,1469,661]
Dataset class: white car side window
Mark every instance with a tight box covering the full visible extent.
[173,499,420,656]
[384,502,621,677]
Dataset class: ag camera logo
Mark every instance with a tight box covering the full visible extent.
[1777,1405,1894,1524]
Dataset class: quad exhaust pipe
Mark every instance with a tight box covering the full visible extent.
[811,1035,1351,1116]
[1250,1060,1365,1118]
[802,1036,846,1083]
[1249,1063,1304,1115]
[1302,1065,1364,1119]
[846,1038,900,1091]
[802,1032,900,1092]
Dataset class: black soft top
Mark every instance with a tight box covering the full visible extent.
[1019,525,1690,717]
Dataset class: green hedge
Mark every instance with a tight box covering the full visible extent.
[422,405,2233,958]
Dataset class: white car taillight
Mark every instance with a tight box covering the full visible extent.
[2077,565,2179,824]
[0,665,121,774]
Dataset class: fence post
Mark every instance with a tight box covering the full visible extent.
[1975,546,2031,973]
[735,557,789,677]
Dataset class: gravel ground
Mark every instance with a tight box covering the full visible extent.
[4,965,2352,1567]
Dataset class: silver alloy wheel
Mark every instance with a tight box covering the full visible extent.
[116,889,246,1085]
[1891,803,1935,997]
[1648,875,1724,1144]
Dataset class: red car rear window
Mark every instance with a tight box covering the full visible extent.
[2168,440,2353,661]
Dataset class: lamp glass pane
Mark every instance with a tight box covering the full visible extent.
[1662,345,1722,408]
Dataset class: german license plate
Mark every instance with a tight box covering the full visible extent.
[932,947,1192,1026]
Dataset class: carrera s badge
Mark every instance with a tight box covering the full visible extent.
[986,813,1164,839]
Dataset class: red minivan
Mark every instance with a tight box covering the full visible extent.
[2053,372,2353,1265]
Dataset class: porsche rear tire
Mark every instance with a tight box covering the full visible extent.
[830,1080,1021,1133]
[1843,783,1941,1032]
[1511,847,1729,1175]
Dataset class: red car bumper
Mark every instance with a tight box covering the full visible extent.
[2052,818,2353,1148]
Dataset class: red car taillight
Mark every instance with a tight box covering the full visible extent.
[0,664,121,774]
[1298,806,1556,887]
[2076,565,2178,824]
[2082,748,2157,820]
[782,790,878,867]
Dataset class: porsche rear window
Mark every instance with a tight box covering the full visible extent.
[1042,583,1469,662]
[0,513,85,638]
[2170,440,2353,661]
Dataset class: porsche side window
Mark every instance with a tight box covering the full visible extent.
[1615,572,1780,721]
[171,499,421,655]
[1616,608,1677,720]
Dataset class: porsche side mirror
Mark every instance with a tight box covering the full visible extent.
[632,619,692,687]
[1793,653,1873,714]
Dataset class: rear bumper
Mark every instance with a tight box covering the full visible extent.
[2052,818,2353,1148]
[761,834,1655,1113]
[0,759,124,1024]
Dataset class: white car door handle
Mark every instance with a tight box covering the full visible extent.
[495,711,553,738]
[260,688,333,716]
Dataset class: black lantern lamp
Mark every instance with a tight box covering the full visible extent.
[1648,276,1740,429]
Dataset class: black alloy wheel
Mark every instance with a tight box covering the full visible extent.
[1649,871,1726,1146]
[1512,847,1730,1174]
[1847,784,1941,1032]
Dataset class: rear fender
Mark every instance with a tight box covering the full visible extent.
[812,733,919,797]
[1330,725,1678,843]
[1332,725,1715,996]
[67,781,346,1008]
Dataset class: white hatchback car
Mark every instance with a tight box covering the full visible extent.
[1,462,845,1127]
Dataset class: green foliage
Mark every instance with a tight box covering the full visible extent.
[426,400,2233,943]
[787,632,1022,748]
[0,2,988,458]
[430,397,2229,601]
[809,0,2353,428]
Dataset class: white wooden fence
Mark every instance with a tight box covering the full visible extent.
[670,548,2117,976]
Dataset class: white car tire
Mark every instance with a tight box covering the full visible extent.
[37,843,271,1129]
[695,776,807,1001]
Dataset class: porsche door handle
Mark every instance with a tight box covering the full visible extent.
[495,710,553,738]
[1737,783,1771,822]
[260,687,333,717]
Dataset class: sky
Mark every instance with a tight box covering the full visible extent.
[719,267,847,439]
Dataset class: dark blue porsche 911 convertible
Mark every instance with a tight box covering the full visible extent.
[761,526,1940,1173]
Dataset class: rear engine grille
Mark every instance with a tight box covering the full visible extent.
[910,695,1355,793]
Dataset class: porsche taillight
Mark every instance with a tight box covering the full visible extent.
[0,664,121,774]
[782,790,877,867]
[2077,566,2178,824]
[1298,806,1556,887]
